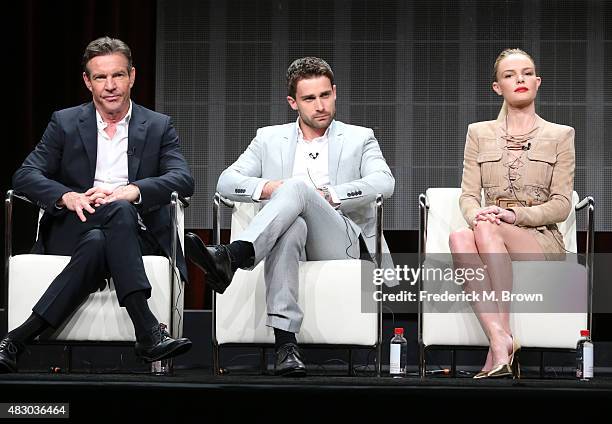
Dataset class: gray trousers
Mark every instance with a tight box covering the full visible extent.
[237,179,361,333]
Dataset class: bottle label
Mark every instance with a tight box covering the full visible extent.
[583,343,594,379]
[390,344,401,374]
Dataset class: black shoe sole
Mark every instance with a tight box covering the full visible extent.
[275,367,307,377]
[184,233,230,294]
[0,359,17,373]
[138,340,193,363]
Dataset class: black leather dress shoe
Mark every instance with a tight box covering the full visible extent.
[134,323,192,363]
[0,337,24,373]
[275,343,306,377]
[185,232,234,294]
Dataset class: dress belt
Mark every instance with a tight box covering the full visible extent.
[495,198,543,209]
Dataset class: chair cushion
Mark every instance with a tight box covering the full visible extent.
[215,259,377,346]
[422,260,588,348]
[8,255,176,341]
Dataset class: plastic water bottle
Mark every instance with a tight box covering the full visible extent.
[576,329,594,381]
[389,327,407,377]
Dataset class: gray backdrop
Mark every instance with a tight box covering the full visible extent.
[155,0,610,232]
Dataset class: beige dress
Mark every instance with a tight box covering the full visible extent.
[459,115,576,259]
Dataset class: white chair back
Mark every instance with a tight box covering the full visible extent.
[424,188,579,253]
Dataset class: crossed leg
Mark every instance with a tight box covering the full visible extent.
[449,221,545,371]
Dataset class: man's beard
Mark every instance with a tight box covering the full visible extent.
[301,111,335,130]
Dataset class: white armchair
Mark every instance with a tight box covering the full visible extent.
[4,190,187,374]
[211,193,384,376]
[417,188,594,377]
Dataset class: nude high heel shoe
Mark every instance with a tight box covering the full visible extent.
[473,348,494,379]
[473,370,490,379]
[487,336,521,379]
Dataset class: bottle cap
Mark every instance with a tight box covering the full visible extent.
[394,327,404,335]
[580,330,590,337]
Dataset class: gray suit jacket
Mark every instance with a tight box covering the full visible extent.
[217,120,395,261]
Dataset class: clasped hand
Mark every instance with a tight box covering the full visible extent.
[260,180,284,199]
[473,205,516,227]
[260,180,336,206]
[59,184,140,222]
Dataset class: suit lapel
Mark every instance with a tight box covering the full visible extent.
[76,103,98,181]
[127,103,148,182]
[328,120,343,185]
[281,122,298,179]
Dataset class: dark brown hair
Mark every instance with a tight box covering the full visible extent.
[286,57,334,98]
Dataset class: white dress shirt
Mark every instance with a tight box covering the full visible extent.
[292,122,331,189]
[93,101,132,191]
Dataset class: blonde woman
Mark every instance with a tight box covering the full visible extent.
[449,48,575,378]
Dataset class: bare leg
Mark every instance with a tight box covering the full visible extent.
[472,221,545,366]
[473,222,514,338]
[450,228,501,372]
[475,222,546,331]
[495,222,546,259]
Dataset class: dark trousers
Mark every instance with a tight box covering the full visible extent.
[32,200,161,328]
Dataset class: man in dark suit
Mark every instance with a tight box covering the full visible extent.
[0,36,194,373]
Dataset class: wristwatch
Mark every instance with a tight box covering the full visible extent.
[320,186,333,203]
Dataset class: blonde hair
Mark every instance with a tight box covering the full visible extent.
[493,48,536,119]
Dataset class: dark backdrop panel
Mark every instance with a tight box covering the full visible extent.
[3,0,611,316]
[157,0,611,232]
[3,0,157,218]
[1,0,157,308]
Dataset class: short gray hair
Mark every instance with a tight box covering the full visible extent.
[82,36,133,76]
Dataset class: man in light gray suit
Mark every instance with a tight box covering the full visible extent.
[186,57,394,376]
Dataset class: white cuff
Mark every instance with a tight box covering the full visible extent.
[327,186,342,206]
[252,180,269,202]
[132,192,142,205]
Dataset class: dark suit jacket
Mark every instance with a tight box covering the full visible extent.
[12,101,195,281]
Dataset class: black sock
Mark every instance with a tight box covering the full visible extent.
[227,240,255,271]
[124,290,158,343]
[7,313,50,344]
[274,327,297,350]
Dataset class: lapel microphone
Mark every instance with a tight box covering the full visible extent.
[127,147,136,156]
[522,142,531,151]
[308,152,319,159]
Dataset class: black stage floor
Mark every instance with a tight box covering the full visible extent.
[1,368,612,419]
